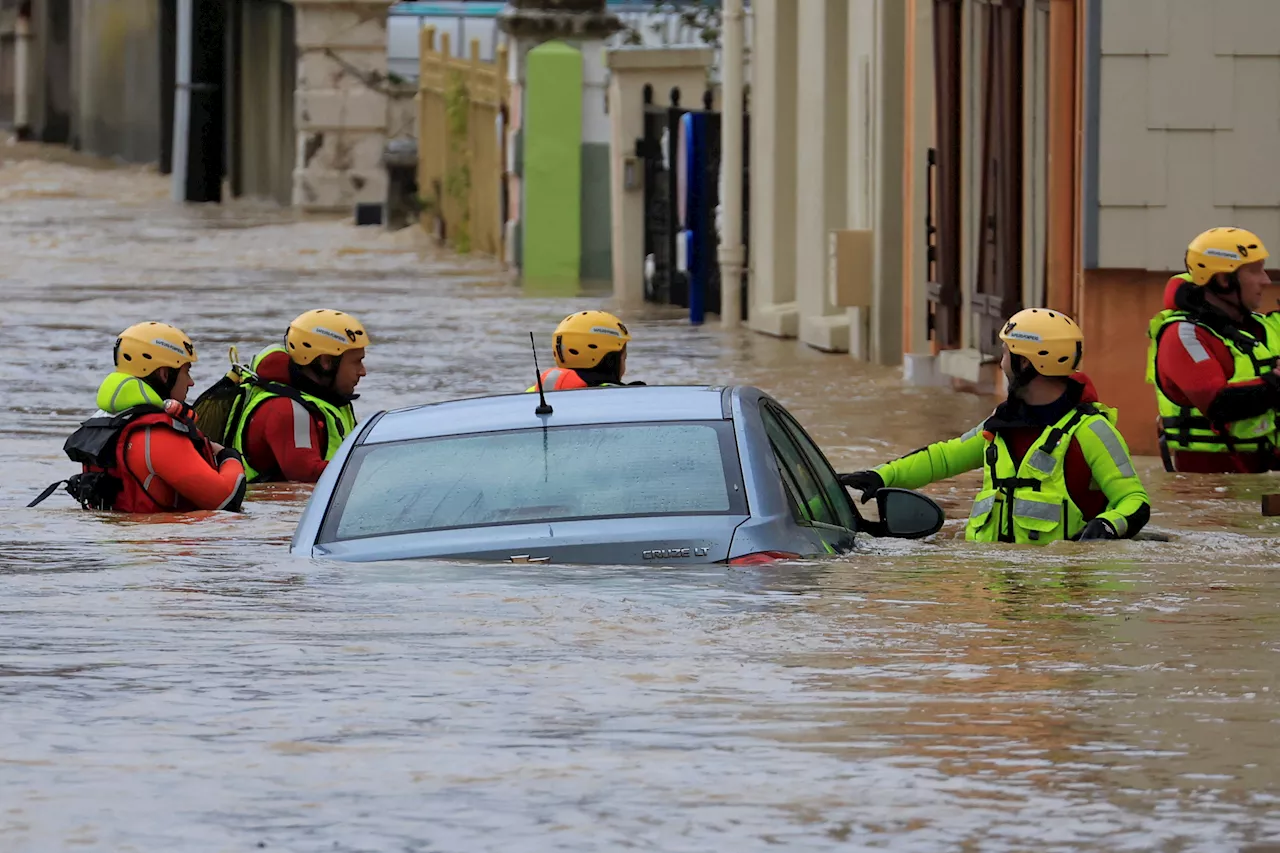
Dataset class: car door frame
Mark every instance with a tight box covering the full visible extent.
[766,402,861,531]
[757,400,857,554]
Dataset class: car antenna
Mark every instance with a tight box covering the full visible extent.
[529,332,553,416]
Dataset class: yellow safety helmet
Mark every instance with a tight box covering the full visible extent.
[998,308,1083,377]
[113,321,197,378]
[285,308,369,366]
[553,310,630,370]
[1185,227,1269,286]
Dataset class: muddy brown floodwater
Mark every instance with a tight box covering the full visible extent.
[1,146,1279,852]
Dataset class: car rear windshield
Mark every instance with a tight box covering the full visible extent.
[318,420,746,542]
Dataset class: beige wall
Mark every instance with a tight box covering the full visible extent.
[844,0,877,358]
[794,0,849,352]
[749,0,878,352]
[845,0,877,232]
[1097,0,1280,270]
[748,0,798,337]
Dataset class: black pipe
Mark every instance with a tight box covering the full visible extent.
[183,0,225,202]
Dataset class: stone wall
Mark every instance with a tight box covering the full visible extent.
[291,0,394,212]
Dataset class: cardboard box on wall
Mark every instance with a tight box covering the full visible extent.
[828,229,873,308]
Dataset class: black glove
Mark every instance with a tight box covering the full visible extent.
[215,446,244,467]
[838,470,884,504]
[1078,518,1118,541]
[213,446,247,512]
[224,476,247,513]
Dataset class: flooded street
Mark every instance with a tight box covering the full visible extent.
[2,147,1279,852]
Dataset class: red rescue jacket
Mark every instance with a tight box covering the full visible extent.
[70,408,243,512]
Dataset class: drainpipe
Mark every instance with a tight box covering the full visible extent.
[717,0,745,329]
[170,0,193,202]
[13,7,30,138]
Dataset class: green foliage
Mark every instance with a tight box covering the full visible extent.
[444,163,472,254]
[443,70,473,254]
[445,71,470,139]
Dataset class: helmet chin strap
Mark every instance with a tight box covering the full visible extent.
[313,357,339,384]
[292,357,356,404]
[1207,272,1246,314]
[145,368,178,400]
[595,351,623,384]
[295,353,340,388]
[1006,356,1040,400]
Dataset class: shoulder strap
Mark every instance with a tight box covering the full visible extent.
[252,377,324,415]
[1032,404,1095,460]
[64,404,170,467]
[1179,308,1258,349]
[27,479,69,508]
[236,377,326,438]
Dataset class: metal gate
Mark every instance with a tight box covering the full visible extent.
[638,85,749,320]
[640,84,686,306]
[693,97,750,322]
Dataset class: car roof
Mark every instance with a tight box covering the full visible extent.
[361,385,753,445]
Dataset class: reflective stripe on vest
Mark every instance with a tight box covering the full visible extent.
[1012,498,1060,524]
[1146,309,1280,455]
[96,372,165,414]
[965,405,1110,545]
[524,368,619,393]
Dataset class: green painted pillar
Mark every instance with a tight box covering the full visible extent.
[522,40,583,286]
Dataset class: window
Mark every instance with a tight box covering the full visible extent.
[762,406,842,528]
[770,405,859,532]
[773,445,812,524]
[318,421,746,543]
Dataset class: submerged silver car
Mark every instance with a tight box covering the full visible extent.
[289,385,945,565]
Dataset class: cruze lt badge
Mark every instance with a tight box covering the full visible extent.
[642,547,709,560]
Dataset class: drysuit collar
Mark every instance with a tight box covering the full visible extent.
[990,373,1096,430]
[572,351,624,386]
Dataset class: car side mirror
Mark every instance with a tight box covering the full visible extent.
[875,488,944,539]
